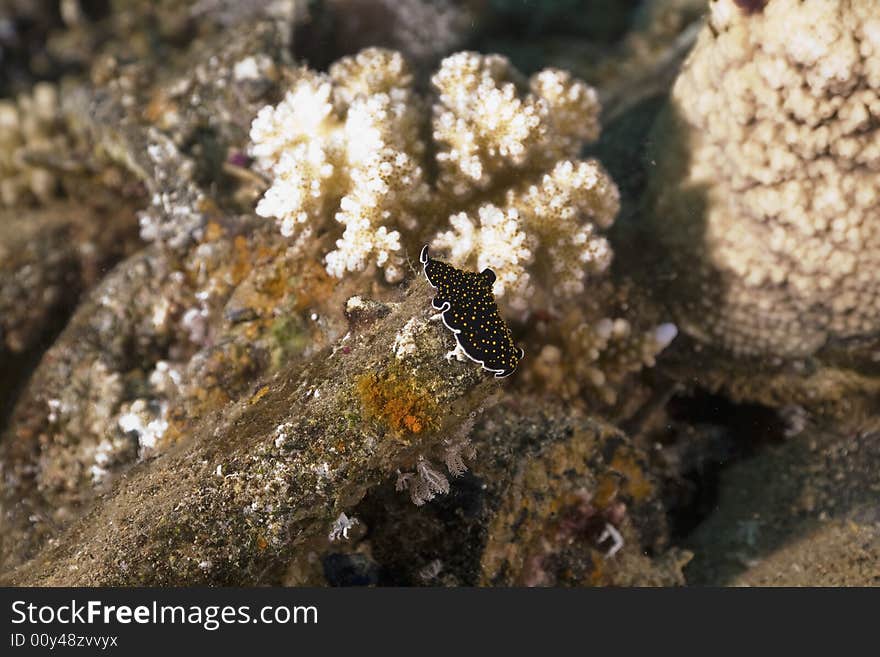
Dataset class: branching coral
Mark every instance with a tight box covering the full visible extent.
[432,159,618,310]
[519,279,678,407]
[429,56,618,311]
[531,313,677,406]
[431,55,601,191]
[250,48,428,283]
[645,0,880,357]
[250,47,620,304]
[0,83,69,207]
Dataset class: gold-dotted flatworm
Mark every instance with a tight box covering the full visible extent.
[421,245,524,378]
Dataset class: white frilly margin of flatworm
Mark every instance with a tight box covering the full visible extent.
[420,244,519,379]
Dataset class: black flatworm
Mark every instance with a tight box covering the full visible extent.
[420,245,524,378]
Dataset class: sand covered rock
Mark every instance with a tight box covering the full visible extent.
[1,277,493,585]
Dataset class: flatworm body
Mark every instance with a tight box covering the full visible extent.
[421,245,524,378]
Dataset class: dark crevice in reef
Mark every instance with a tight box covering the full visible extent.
[658,389,787,542]
[0,287,83,437]
[667,390,788,452]
[322,553,381,587]
[0,333,58,436]
[352,473,489,587]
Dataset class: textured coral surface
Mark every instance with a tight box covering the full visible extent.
[646,0,880,358]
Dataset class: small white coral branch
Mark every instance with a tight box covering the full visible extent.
[431,158,619,311]
[396,456,451,506]
[328,512,360,541]
[249,49,426,283]
[598,523,624,558]
[432,52,542,193]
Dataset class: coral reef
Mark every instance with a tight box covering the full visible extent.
[0,218,355,570]
[333,400,689,586]
[1,280,491,585]
[52,3,298,252]
[477,406,687,586]
[4,0,877,591]
[593,0,704,121]
[0,5,686,586]
[645,0,880,358]
[250,47,620,309]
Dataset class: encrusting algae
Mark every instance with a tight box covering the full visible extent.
[0,21,685,582]
[356,362,441,438]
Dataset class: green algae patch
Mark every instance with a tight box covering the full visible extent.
[269,314,310,370]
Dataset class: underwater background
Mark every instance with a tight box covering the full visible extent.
[0,0,878,586]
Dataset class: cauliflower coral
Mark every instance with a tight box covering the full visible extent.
[0,83,68,207]
[432,159,618,311]
[250,48,620,307]
[249,49,428,283]
[645,0,880,357]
